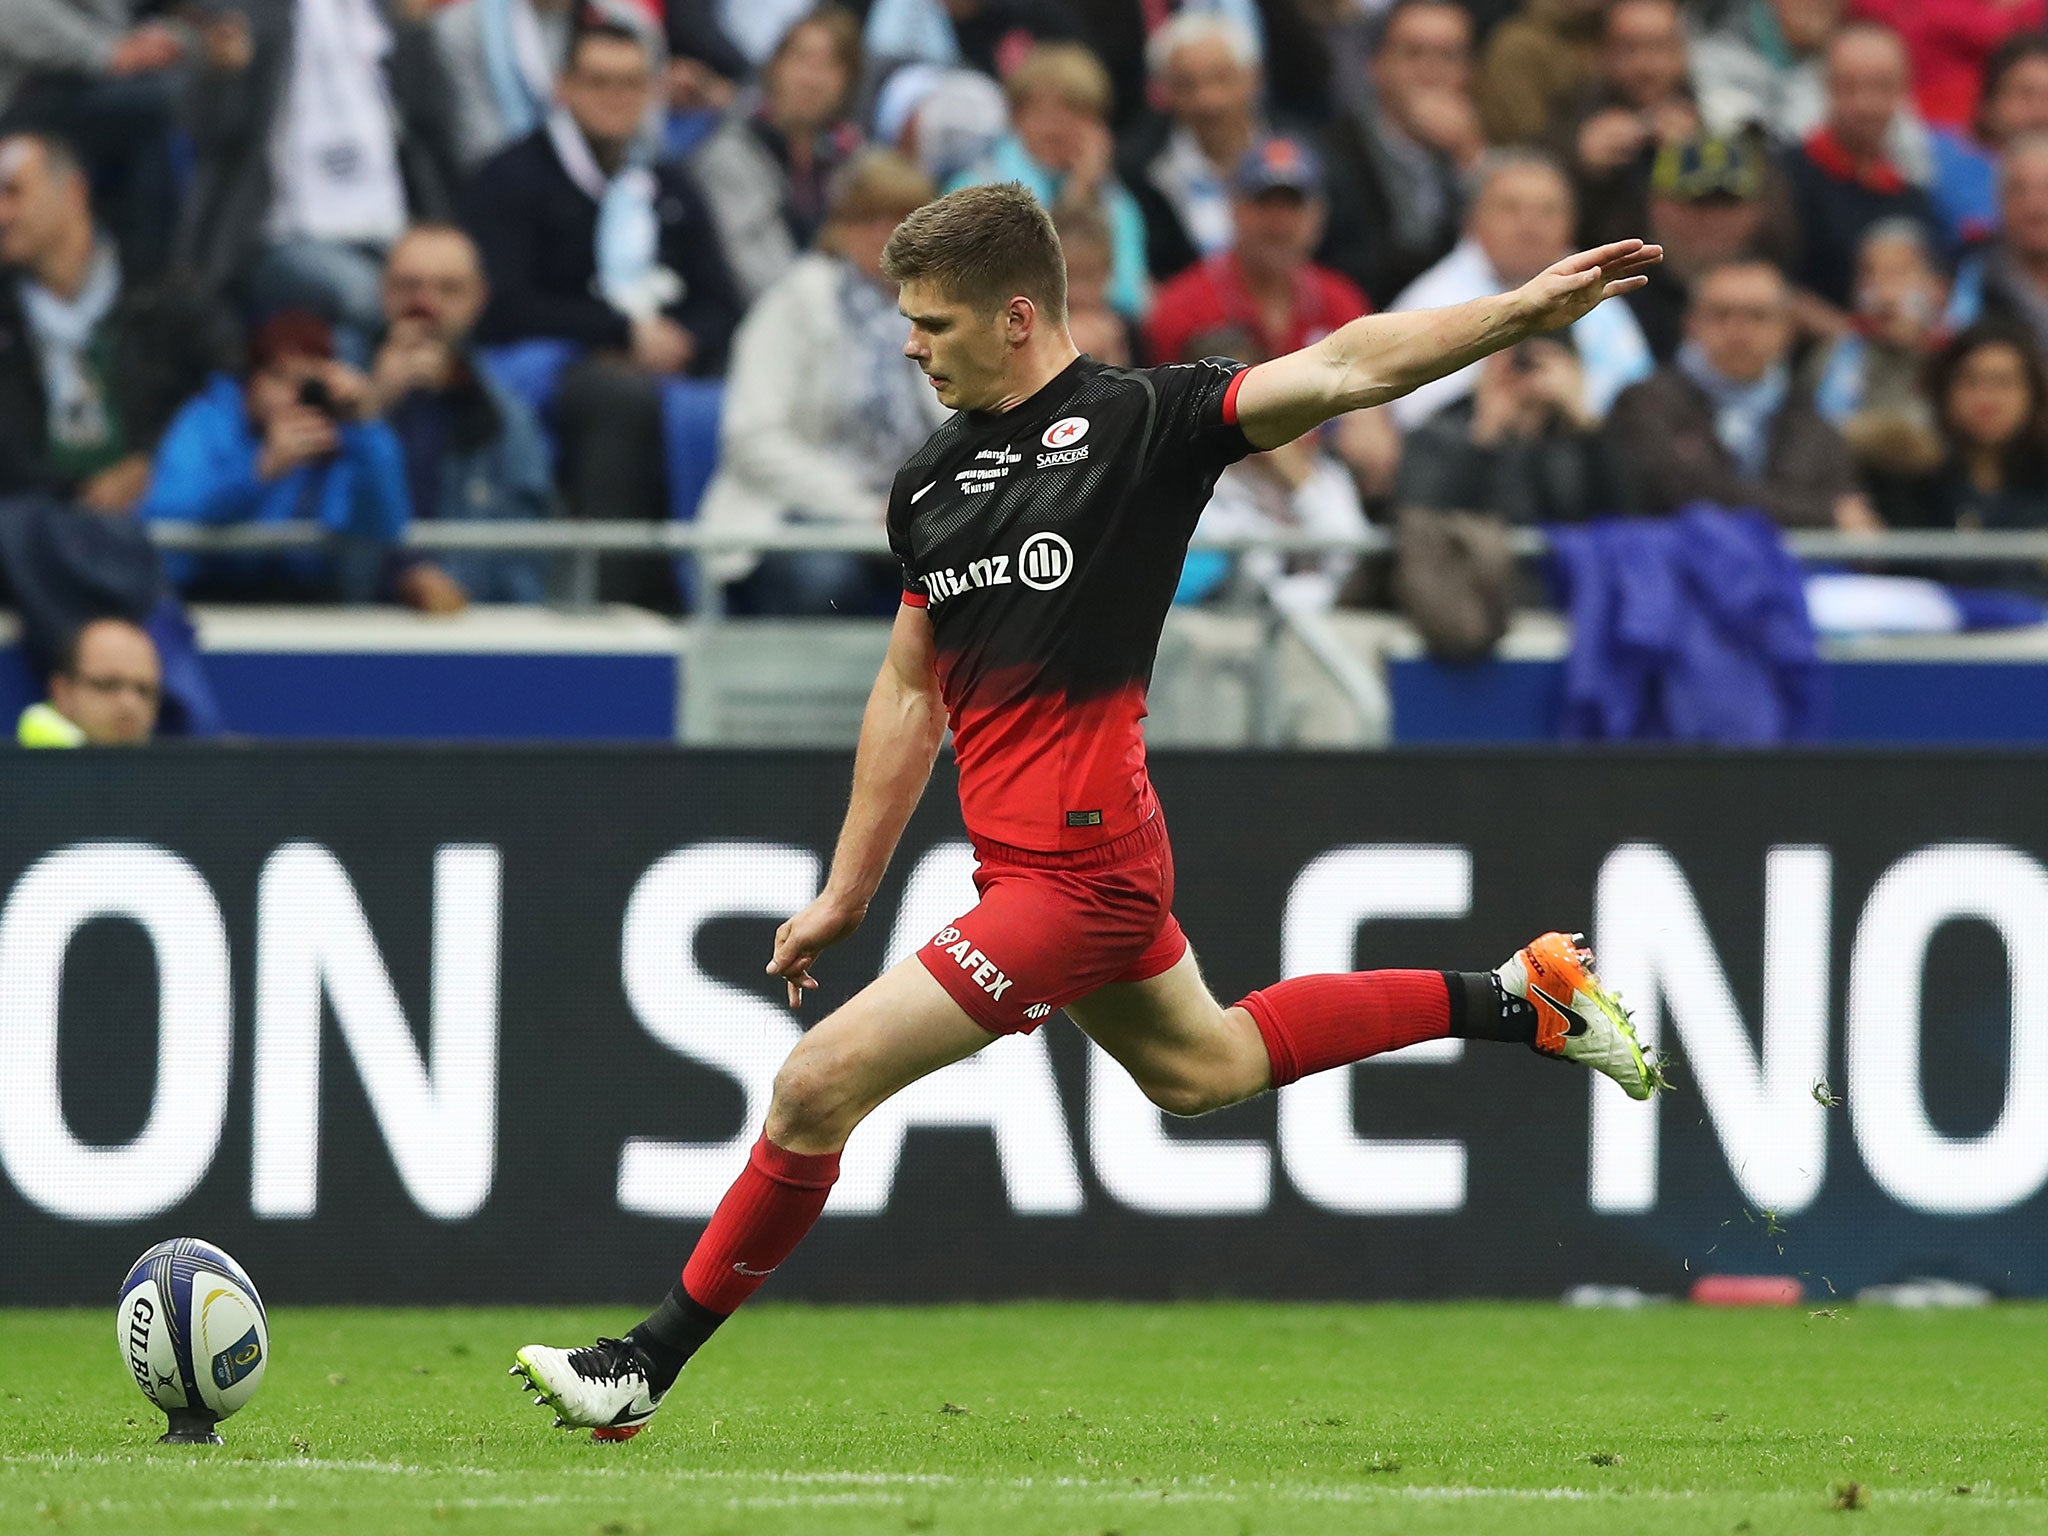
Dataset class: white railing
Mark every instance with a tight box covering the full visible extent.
[144,521,2048,744]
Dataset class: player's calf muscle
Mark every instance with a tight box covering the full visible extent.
[1135,1011,1271,1117]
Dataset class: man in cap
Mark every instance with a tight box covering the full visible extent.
[1146,132,1397,498]
[1627,127,1796,359]
[1146,133,1369,366]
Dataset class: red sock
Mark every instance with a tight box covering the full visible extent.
[680,1134,840,1315]
[1237,970,1452,1088]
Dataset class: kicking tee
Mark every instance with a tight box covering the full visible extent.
[888,355,1253,853]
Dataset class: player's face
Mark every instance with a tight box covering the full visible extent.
[898,280,1013,411]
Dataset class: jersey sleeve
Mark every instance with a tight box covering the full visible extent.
[885,473,928,608]
[1143,357,1255,477]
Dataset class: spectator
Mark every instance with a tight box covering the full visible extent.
[139,310,412,603]
[1806,218,1950,478]
[1953,135,2048,357]
[1691,0,1843,144]
[864,0,1078,81]
[661,0,748,126]
[1397,337,1624,523]
[464,21,742,581]
[1145,134,1399,499]
[692,8,863,305]
[1174,330,1369,615]
[1558,0,1699,247]
[1073,1,1270,128]
[1118,13,1266,283]
[1853,0,2047,134]
[434,0,650,169]
[1926,32,2048,245]
[17,615,158,746]
[1868,323,2048,536]
[0,0,208,281]
[698,150,946,615]
[678,0,811,72]
[0,133,234,510]
[178,0,463,348]
[1387,150,1654,430]
[874,64,1008,186]
[1476,0,1608,146]
[1319,0,1482,307]
[369,224,555,609]
[1055,207,1133,365]
[1627,127,1797,359]
[947,42,1149,318]
[1146,135,1367,365]
[1604,259,1873,528]
[1782,22,1944,312]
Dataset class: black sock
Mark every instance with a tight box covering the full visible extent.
[1444,970,1538,1044]
[627,1282,728,1396]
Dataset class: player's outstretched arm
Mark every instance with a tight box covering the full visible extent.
[1230,239,1664,450]
[766,602,948,1006]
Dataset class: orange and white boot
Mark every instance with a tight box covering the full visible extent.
[1499,932,1667,1100]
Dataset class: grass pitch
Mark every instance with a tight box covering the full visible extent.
[4,1302,2043,1534]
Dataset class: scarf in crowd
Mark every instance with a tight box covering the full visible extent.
[477,0,555,148]
[18,240,121,454]
[836,261,934,488]
[1367,102,1452,253]
[548,108,682,319]
[1678,340,1789,479]
[1153,125,1234,258]
[267,0,408,244]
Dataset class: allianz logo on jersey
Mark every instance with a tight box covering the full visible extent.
[921,533,1074,606]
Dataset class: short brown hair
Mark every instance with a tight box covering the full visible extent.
[1004,42,1113,119]
[882,182,1068,321]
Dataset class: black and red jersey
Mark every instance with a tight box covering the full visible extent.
[887,354,1252,852]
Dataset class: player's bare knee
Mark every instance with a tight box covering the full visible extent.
[767,1048,860,1145]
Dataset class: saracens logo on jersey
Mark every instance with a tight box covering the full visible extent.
[1041,416,1089,449]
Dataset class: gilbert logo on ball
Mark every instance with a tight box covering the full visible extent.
[116,1238,269,1445]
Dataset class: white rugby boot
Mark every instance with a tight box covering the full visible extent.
[1499,931,1668,1101]
[511,1337,664,1442]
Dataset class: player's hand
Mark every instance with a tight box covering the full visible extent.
[766,893,868,1008]
[1514,239,1664,336]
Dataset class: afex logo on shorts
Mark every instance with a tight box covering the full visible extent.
[928,929,1014,1000]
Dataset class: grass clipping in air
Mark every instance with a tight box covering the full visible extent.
[5,1302,2043,1534]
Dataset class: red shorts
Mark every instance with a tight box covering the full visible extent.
[914,814,1187,1035]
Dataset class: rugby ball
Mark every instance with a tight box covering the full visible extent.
[116,1238,268,1441]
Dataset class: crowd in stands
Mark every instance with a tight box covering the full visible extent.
[7,0,2048,674]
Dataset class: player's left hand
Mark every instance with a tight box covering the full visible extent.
[767,893,868,1008]
[1516,239,1664,336]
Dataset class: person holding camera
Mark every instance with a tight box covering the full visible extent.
[1396,336,1622,525]
[138,309,417,603]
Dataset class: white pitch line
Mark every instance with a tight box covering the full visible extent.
[5,1455,2040,1509]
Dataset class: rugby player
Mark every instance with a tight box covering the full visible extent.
[514,183,1667,1439]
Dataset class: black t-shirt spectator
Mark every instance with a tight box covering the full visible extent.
[462,128,742,373]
